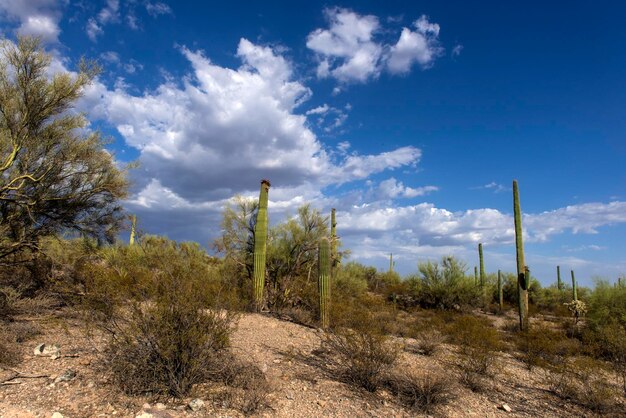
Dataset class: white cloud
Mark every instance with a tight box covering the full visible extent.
[452,44,463,57]
[472,182,509,193]
[145,2,172,17]
[0,0,62,43]
[386,15,443,74]
[306,8,382,83]
[82,39,420,206]
[375,178,438,199]
[307,8,444,83]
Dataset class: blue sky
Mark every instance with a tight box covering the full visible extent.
[1,0,625,286]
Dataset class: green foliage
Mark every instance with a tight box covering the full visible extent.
[83,236,238,397]
[0,36,129,263]
[407,256,482,310]
[515,324,580,370]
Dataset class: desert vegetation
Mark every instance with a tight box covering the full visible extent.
[0,37,624,417]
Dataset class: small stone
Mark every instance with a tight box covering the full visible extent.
[33,343,61,358]
[286,392,294,400]
[317,400,326,407]
[51,413,64,418]
[135,413,153,418]
[260,363,268,373]
[273,359,281,364]
[154,403,167,410]
[54,369,76,383]
[142,403,152,410]
[187,398,205,412]
[499,404,512,412]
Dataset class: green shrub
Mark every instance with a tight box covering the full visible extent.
[84,236,238,398]
[515,325,580,370]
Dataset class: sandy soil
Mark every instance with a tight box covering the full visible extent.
[0,310,623,418]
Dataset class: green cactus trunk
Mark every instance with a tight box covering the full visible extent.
[253,180,270,312]
[557,265,562,290]
[129,215,136,245]
[479,243,485,287]
[498,269,503,310]
[513,180,529,331]
[474,266,478,286]
[330,208,338,276]
[318,237,331,329]
[571,270,578,301]
[389,253,393,273]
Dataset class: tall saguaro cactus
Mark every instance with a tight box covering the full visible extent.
[330,208,338,276]
[498,269,503,310]
[571,270,578,301]
[478,243,485,287]
[513,180,529,331]
[389,253,394,273]
[129,214,137,245]
[253,179,270,312]
[557,265,562,290]
[318,237,331,329]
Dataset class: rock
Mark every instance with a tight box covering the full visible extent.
[187,398,205,411]
[317,400,327,407]
[135,413,153,418]
[142,403,152,410]
[51,413,64,418]
[273,359,281,364]
[33,343,61,358]
[260,363,268,373]
[154,403,167,410]
[286,392,294,400]
[54,369,76,383]
[499,403,512,412]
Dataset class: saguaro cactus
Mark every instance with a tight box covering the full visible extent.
[513,180,529,331]
[498,269,503,310]
[253,179,270,312]
[571,270,578,301]
[478,243,485,287]
[318,237,331,329]
[330,208,339,276]
[474,266,478,286]
[129,214,137,245]
[389,253,394,273]
[557,265,562,290]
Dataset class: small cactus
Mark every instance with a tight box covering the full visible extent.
[513,180,529,331]
[498,270,503,310]
[129,214,137,245]
[318,237,331,329]
[478,243,485,287]
[564,300,587,324]
[330,208,339,276]
[474,266,478,286]
[571,270,578,301]
[557,265,562,290]
[253,179,270,312]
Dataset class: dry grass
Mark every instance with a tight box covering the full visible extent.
[384,371,455,413]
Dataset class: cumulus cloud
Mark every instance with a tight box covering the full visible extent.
[82,39,421,206]
[306,8,444,83]
[386,15,443,74]
[0,0,62,43]
[375,178,438,199]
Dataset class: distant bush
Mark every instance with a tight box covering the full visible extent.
[399,257,483,310]
[84,236,239,398]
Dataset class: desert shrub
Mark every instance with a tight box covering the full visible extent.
[586,279,626,330]
[384,371,454,413]
[415,329,445,356]
[534,286,571,316]
[84,236,238,398]
[214,359,271,414]
[515,325,580,370]
[447,315,502,391]
[404,257,483,310]
[322,326,400,392]
[548,357,618,413]
[0,325,21,366]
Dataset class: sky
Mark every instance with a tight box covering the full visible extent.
[1,0,625,286]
